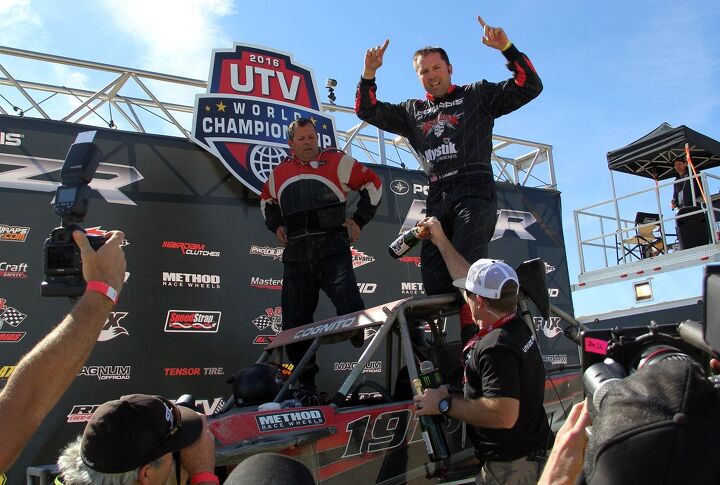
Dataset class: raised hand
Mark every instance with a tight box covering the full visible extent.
[363,39,390,79]
[477,16,509,50]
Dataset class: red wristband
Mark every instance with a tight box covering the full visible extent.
[85,280,119,305]
[190,472,220,485]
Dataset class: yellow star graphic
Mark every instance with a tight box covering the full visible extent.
[216,102,226,112]
[204,105,211,112]
[310,116,317,124]
[322,123,328,130]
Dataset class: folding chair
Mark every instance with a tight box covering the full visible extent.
[621,212,666,260]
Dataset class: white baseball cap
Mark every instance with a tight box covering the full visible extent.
[452,259,519,300]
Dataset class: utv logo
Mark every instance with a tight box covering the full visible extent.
[98,312,129,341]
[0,224,29,242]
[67,405,101,423]
[389,179,410,195]
[0,131,23,146]
[0,298,27,342]
[252,307,282,344]
[401,282,424,295]
[357,282,377,294]
[78,365,131,381]
[533,317,563,339]
[162,241,220,257]
[0,261,28,279]
[86,227,129,246]
[195,397,226,416]
[350,248,375,268]
[162,272,220,289]
[191,43,337,195]
[256,409,325,432]
[165,310,221,333]
[250,276,283,290]
[0,153,143,205]
[399,256,421,267]
[333,361,382,373]
[250,244,284,260]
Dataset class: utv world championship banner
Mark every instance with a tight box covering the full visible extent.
[191,43,337,194]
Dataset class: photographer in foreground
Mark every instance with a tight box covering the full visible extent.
[0,229,126,472]
[539,357,720,484]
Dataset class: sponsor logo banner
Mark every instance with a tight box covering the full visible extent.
[165,310,222,333]
[0,224,29,243]
[542,354,569,365]
[165,367,224,376]
[78,365,131,380]
[0,365,15,379]
[389,179,409,195]
[98,312,129,341]
[357,282,377,294]
[0,261,28,279]
[399,256,421,267]
[533,316,563,339]
[0,298,27,342]
[162,240,220,257]
[194,397,227,416]
[350,248,375,269]
[0,131,23,146]
[191,44,337,195]
[249,244,284,260]
[333,361,383,373]
[252,307,282,344]
[162,272,220,289]
[401,282,424,295]
[250,276,283,290]
[255,408,325,432]
[67,405,101,423]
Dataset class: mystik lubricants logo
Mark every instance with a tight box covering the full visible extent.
[0,298,27,342]
[191,44,337,194]
[252,307,282,344]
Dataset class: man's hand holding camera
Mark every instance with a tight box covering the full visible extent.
[73,229,126,298]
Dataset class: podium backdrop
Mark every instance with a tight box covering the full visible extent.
[0,115,575,482]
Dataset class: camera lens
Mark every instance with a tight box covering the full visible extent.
[633,344,693,372]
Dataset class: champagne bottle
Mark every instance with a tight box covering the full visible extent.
[412,360,450,462]
[388,226,425,258]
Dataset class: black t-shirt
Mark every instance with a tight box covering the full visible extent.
[463,315,551,461]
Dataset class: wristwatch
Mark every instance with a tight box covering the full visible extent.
[438,397,453,416]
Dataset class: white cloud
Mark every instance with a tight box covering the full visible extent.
[0,0,43,46]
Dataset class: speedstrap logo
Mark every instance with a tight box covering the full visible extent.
[191,43,337,194]
[255,408,325,432]
[165,310,221,333]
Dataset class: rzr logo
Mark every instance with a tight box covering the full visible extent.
[533,316,563,339]
[165,310,221,333]
[191,44,337,195]
[0,153,143,205]
[350,248,375,268]
[98,312,129,341]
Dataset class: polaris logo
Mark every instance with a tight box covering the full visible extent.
[0,132,22,146]
[162,272,220,289]
[256,409,325,432]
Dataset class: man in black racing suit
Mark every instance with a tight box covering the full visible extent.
[356,15,542,343]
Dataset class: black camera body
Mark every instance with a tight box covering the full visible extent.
[41,131,104,299]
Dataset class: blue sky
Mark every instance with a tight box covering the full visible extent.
[1,0,719,317]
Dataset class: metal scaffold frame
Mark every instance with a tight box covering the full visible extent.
[0,45,555,188]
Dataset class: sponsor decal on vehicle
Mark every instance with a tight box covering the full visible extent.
[401,282,424,295]
[333,361,383,373]
[255,408,326,432]
[0,261,28,279]
[249,244,284,260]
[162,240,220,257]
[164,367,224,376]
[250,276,283,290]
[0,224,29,242]
[162,272,220,289]
[0,298,27,343]
[350,248,375,269]
[78,365,131,380]
[292,316,356,340]
[165,310,222,333]
[389,179,409,195]
[98,312,129,342]
[67,405,101,423]
[0,131,23,146]
[195,397,226,416]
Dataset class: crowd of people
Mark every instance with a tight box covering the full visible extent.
[2,12,718,485]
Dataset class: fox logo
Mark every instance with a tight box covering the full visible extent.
[98,312,129,341]
[533,317,563,339]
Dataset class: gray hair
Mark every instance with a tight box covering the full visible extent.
[57,436,161,485]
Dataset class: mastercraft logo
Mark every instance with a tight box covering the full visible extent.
[0,261,28,279]
[191,43,337,194]
[250,276,283,290]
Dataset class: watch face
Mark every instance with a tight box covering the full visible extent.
[439,398,450,413]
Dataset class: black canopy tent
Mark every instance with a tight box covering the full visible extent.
[606,123,720,180]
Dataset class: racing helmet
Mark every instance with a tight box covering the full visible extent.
[232,363,284,405]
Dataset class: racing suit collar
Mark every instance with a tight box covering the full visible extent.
[425,84,457,102]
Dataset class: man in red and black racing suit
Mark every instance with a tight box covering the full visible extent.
[260,118,382,390]
[356,16,542,343]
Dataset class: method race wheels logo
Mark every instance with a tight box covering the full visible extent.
[191,43,337,194]
[165,310,222,333]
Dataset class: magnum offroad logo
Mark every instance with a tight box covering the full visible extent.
[249,244,284,260]
[0,261,28,279]
[78,365,131,380]
[162,241,220,257]
[191,43,337,195]
[67,405,101,423]
[350,248,375,268]
[165,310,222,333]
[255,408,325,432]
[0,153,143,205]
[250,276,283,290]
[0,224,29,242]
[162,272,220,289]
[98,312,129,341]
[252,307,282,344]
[333,361,382,373]
[0,298,27,343]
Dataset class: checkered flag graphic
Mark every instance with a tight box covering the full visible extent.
[253,315,272,330]
[0,306,27,327]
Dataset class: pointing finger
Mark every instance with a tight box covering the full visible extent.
[477,15,487,29]
[380,38,390,53]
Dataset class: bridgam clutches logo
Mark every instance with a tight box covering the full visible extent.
[165,310,222,333]
[78,365,131,381]
[0,298,27,343]
[191,43,337,195]
[162,241,220,257]
[250,244,284,260]
[162,272,220,289]
[255,408,325,432]
[0,224,29,242]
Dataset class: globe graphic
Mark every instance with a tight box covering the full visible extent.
[250,145,288,183]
